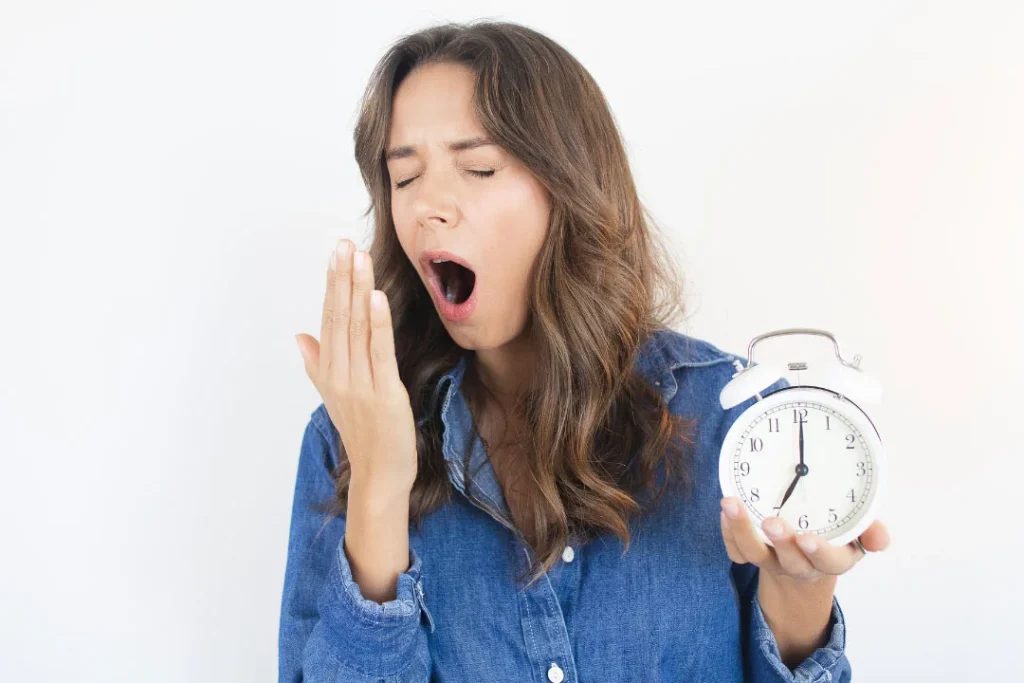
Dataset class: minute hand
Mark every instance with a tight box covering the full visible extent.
[799,417,805,467]
[776,419,807,515]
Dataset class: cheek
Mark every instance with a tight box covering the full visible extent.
[482,230,545,299]
[503,182,550,257]
[393,222,416,262]
[480,207,547,292]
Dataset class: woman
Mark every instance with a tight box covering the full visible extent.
[282,20,889,683]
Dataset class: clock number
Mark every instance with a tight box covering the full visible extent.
[825,415,831,430]
[847,488,856,503]
[750,488,760,502]
[749,437,763,452]
[846,434,856,449]
[798,515,809,530]
[793,408,808,424]
[856,462,866,476]
[740,462,750,476]
[768,418,779,433]
[828,508,838,524]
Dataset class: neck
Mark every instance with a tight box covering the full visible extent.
[468,337,535,416]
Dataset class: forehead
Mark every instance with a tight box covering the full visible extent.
[388,62,483,146]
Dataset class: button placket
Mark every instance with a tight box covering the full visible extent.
[517,545,578,683]
[414,580,436,633]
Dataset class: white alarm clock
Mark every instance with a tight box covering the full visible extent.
[718,328,886,548]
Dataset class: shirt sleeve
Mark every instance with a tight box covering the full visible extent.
[732,562,851,683]
[278,411,434,683]
[720,361,852,683]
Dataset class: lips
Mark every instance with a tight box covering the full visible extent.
[419,248,478,309]
[419,249,477,294]
[419,249,476,274]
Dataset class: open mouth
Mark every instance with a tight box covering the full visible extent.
[430,260,476,305]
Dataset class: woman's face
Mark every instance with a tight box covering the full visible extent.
[387,61,551,352]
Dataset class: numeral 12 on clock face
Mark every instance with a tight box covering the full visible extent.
[732,401,874,536]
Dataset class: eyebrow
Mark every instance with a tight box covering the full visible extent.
[385,135,496,162]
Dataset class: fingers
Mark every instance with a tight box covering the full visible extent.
[761,517,822,581]
[322,239,353,385]
[329,240,354,387]
[369,289,400,391]
[348,249,375,390]
[318,243,341,386]
[763,514,877,576]
[720,511,744,563]
[720,498,773,567]
[296,333,321,385]
[719,497,885,581]
[793,531,861,575]
[858,519,891,552]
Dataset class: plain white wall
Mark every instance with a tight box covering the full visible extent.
[2,2,1021,681]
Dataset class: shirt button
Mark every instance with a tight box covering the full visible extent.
[547,662,564,683]
[561,545,575,563]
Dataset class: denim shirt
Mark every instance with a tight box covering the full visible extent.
[278,328,851,682]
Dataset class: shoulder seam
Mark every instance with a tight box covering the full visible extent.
[656,328,743,368]
[673,356,739,370]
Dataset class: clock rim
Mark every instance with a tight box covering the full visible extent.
[717,385,886,548]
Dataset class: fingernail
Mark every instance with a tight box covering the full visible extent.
[354,250,365,269]
[796,534,818,553]
[762,518,785,539]
[331,240,349,270]
[721,499,740,519]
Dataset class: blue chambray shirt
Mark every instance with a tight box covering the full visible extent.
[279,328,850,682]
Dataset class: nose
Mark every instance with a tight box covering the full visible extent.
[411,168,460,227]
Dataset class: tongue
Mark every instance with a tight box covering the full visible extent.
[442,262,473,304]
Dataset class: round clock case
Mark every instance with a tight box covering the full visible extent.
[717,328,886,550]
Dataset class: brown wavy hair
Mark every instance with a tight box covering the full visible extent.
[317,19,697,588]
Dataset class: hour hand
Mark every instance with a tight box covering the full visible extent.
[775,473,800,515]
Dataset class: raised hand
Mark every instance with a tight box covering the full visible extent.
[295,239,419,495]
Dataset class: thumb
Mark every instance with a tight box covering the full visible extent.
[295,333,321,383]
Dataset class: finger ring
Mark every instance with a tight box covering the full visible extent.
[851,537,868,556]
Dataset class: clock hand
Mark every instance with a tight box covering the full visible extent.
[775,472,801,516]
[775,420,810,516]
[799,418,805,467]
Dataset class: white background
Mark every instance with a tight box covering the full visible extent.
[2,2,1021,681]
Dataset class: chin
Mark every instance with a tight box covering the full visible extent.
[440,321,489,350]
[449,316,531,353]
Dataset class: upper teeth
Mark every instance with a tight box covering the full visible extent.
[432,258,449,263]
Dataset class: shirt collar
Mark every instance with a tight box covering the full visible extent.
[423,328,701,533]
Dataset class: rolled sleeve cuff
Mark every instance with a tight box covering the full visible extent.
[315,538,434,675]
[749,592,849,683]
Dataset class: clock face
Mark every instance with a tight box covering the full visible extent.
[719,387,884,545]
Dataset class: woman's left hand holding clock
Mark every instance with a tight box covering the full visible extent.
[720,497,891,582]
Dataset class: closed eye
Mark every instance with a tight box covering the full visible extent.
[394,169,495,190]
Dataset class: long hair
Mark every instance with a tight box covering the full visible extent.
[317,19,697,588]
